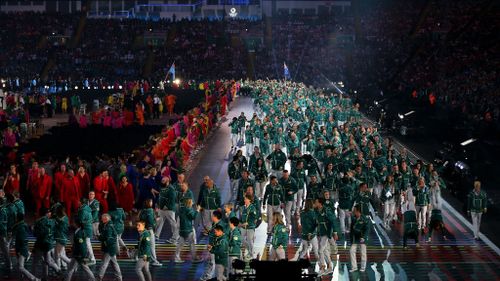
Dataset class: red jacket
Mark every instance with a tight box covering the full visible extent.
[117,182,135,212]
[34,174,52,200]
[54,171,67,199]
[77,173,91,198]
[62,176,80,202]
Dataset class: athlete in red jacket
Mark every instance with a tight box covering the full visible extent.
[33,167,52,216]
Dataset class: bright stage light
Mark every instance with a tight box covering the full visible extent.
[460,138,476,146]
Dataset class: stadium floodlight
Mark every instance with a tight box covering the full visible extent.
[398,113,404,120]
[119,85,123,89]
[74,86,78,90]
[460,138,476,146]
[404,110,415,117]
[107,86,112,89]
[174,79,180,85]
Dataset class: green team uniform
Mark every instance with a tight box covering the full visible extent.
[350,214,371,244]
[211,235,229,267]
[159,185,177,211]
[99,221,118,256]
[414,187,430,206]
[89,199,100,223]
[137,230,152,261]
[77,205,93,238]
[300,209,317,241]
[228,227,242,257]
[198,186,222,210]
[403,210,418,247]
[12,220,30,257]
[54,215,70,246]
[139,208,156,230]
[316,207,339,238]
[338,183,355,210]
[272,223,288,252]
[72,228,89,263]
[354,190,372,216]
[267,150,287,171]
[109,208,126,235]
[178,206,197,238]
[241,203,258,229]
[280,176,297,202]
[33,215,55,252]
[467,190,487,213]
[263,183,285,206]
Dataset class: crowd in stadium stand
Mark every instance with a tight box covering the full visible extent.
[0,2,496,279]
[0,2,497,188]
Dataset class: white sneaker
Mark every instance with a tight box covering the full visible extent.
[174,259,184,263]
[349,268,358,273]
[360,268,366,272]
[151,261,163,267]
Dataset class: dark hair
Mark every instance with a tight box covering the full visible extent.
[214,225,224,232]
[55,204,66,218]
[353,204,362,213]
[316,198,325,206]
[212,210,223,220]
[304,199,314,211]
[229,217,240,227]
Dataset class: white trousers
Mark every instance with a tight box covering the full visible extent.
[230,179,239,203]
[156,209,178,240]
[17,254,37,281]
[175,232,196,261]
[383,200,396,226]
[0,236,11,269]
[349,243,367,270]
[86,237,96,262]
[295,189,305,214]
[241,228,255,258]
[284,200,294,228]
[266,205,282,233]
[319,236,337,267]
[471,211,482,238]
[416,205,428,229]
[297,236,319,260]
[201,209,215,232]
[255,181,266,200]
[32,248,60,279]
[98,253,122,281]
[269,247,286,261]
[54,243,71,268]
[148,229,159,263]
[65,258,95,281]
[339,209,352,233]
[135,259,152,281]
